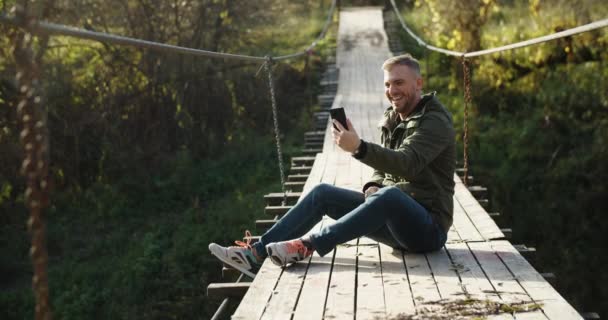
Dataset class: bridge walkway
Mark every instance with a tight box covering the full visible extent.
[232,7,582,320]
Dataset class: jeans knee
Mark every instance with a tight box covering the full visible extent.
[312,183,336,196]
[309,183,332,208]
[376,186,402,198]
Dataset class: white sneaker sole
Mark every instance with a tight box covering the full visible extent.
[208,243,256,278]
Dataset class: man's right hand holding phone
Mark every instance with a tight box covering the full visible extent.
[332,118,361,153]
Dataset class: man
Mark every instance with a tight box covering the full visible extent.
[209,54,455,278]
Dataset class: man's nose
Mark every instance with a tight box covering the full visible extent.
[388,85,398,96]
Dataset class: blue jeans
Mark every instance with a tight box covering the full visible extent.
[252,183,447,257]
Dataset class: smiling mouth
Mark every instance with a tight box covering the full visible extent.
[391,95,405,104]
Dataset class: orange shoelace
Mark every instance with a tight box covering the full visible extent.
[234,230,253,249]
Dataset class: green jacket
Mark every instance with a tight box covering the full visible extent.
[356,92,456,233]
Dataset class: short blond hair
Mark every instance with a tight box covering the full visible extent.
[382,53,421,75]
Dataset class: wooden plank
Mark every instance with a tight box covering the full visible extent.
[425,247,467,301]
[292,218,336,320]
[334,151,351,188]
[451,197,484,242]
[454,175,505,240]
[356,237,386,319]
[321,151,338,185]
[206,282,250,299]
[234,158,327,319]
[323,239,358,320]
[403,251,441,312]
[265,205,292,216]
[260,159,332,319]
[491,241,583,320]
[446,242,515,320]
[290,166,313,174]
[468,241,547,319]
[231,259,283,320]
[264,192,301,206]
[301,153,327,197]
[261,237,318,319]
[285,181,305,192]
[379,243,416,318]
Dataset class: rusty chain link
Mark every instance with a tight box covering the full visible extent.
[461,56,471,186]
[263,57,288,206]
[10,3,52,320]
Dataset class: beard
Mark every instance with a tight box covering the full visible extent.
[391,93,417,116]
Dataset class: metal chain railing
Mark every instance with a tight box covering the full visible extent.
[461,57,471,186]
[10,3,52,320]
[263,57,288,205]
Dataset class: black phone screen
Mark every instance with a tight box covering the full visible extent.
[329,107,348,131]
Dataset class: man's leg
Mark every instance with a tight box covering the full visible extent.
[310,186,446,256]
[253,183,364,258]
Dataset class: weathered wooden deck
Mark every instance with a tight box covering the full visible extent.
[232,7,581,320]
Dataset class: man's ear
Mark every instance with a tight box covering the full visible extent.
[416,76,424,91]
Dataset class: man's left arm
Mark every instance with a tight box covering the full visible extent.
[356,113,454,180]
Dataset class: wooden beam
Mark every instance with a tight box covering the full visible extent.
[285,181,305,191]
[207,283,250,299]
[304,136,324,143]
[304,142,323,149]
[581,312,600,320]
[467,185,487,198]
[264,192,301,206]
[301,148,322,156]
[304,131,325,137]
[256,219,277,230]
[458,175,474,183]
[222,266,241,279]
[513,244,537,263]
[265,205,292,216]
[291,159,315,168]
[290,166,313,174]
[288,174,309,182]
[477,198,489,209]
[541,272,556,286]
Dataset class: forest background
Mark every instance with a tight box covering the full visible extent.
[1,0,607,319]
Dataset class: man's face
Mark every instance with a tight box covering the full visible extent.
[384,65,423,117]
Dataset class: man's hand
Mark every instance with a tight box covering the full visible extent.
[364,186,380,198]
[332,118,361,153]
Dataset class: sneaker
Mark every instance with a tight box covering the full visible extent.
[208,230,261,278]
[266,239,314,267]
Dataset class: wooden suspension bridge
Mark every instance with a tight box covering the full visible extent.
[3,2,606,319]
[208,7,589,320]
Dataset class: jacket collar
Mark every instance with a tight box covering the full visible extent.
[379,91,437,130]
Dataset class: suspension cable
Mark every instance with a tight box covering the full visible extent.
[389,0,608,58]
[0,0,336,62]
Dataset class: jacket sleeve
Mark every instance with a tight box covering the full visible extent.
[360,130,386,192]
[357,113,454,180]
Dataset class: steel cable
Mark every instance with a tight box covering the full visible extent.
[389,0,608,58]
[0,0,337,62]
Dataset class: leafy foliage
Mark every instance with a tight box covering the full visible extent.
[0,0,337,318]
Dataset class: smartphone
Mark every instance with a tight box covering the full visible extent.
[329,107,348,131]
